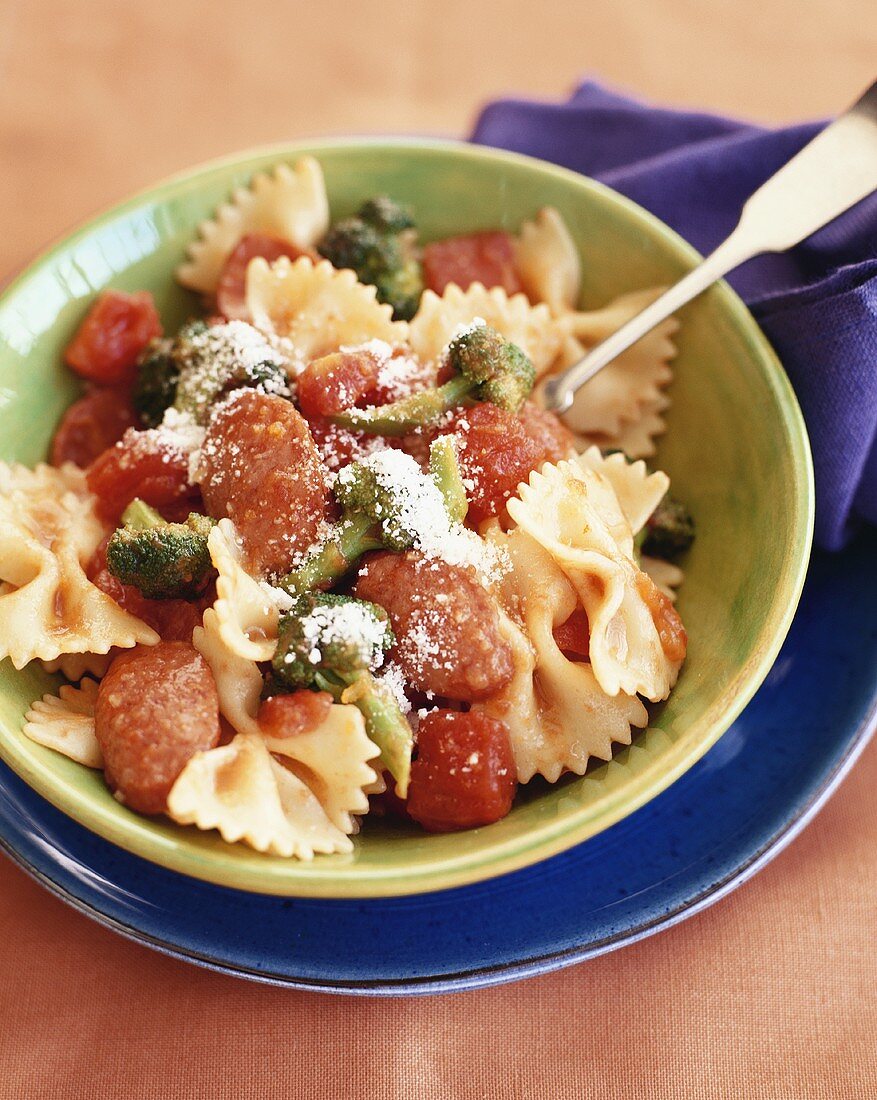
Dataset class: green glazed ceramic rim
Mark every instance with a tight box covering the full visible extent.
[0,139,814,897]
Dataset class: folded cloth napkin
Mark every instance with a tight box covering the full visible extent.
[472,82,877,550]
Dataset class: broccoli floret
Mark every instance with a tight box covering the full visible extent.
[318,197,424,321]
[172,321,290,424]
[333,323,536,436]
[358,196,416,234]
[273,592,393,687]
[641,494,695,561]
[373,251,423,322]
[106,499,216,600]
[132,337,182,428]
[133,319,290,427]
[271,592,412,792]
[278,455,432,596]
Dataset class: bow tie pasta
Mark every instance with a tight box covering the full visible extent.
[508,460,685,702]
[0,463,158,669]
[13,157,694,857]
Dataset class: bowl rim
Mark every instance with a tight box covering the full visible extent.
[0,137,815,897]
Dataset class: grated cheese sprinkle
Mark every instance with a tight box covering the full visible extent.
[374,662,412,714]
[297,601,391,670]
[152,407,207,485]
[335,449,508,584]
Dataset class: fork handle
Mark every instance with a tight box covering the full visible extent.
[542,79,877,414]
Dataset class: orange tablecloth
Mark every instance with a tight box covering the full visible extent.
[1,3,876,1096]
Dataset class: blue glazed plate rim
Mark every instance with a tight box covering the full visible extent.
[1,683,874,996]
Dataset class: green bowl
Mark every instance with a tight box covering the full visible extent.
[0,140,814,897]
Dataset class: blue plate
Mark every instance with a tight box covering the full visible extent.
[1,531,875,994]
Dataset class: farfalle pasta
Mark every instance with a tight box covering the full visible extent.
[246,255,409,363]
[176,158,330,294]
[508,462,685,701]
[0,463,158,669]
[23,678,102,768]
[475,532,648,782]
[409,282,563,373]
[10,157,694,857]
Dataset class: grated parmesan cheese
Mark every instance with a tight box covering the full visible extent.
[374,662,412,714]
[297,600,391,671]
[152,407,207,485]
[335,449,508,585]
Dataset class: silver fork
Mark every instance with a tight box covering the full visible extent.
[541,79,877,416]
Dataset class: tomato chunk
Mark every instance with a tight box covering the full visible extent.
[406,710,517,832]
[354,551,513,702]
[198,391,333,576]
[297,351,382,418]
[86,427,195,522]
[95,643,221,814]
[216,234,312,320]
[422,231,523,296]
[50,387,138,468]
[258,691,334,737]
[553,608,590,660]
[64,290,162,386]
[517,399,577,463]
[442,402,573,526]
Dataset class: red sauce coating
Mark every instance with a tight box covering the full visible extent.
[354,550,513,702]
[94,642,221,814]
[64,290,162,386]
[86,427,195,522]
[552,608,590,660]
[258,691,334,738]
[198,391,333,576]
[50,387,138,468]
[422,231,523,297]
[406,709,517,832]
[636,573,688,663]
[216,234,312,320]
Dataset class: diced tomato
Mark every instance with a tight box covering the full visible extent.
[64,290,162,386]
[439,401,577,525]
[215,234,313,320]
[305,416,372,472]
[297,351,382,417]
[553,609,590,660]
[517,399,577,463]
[86,427,195,522]
[258,691,334,737]
[406,710,517,832]
[422,231,523,296]
[50,387,138,468]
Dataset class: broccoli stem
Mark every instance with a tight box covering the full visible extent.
[121,498,165,531]
[332,374,474,436]
[278,510,382,595]
[314,669,413,795]
[429,437,468,524]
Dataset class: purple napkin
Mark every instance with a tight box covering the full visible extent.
[472,82,877,550]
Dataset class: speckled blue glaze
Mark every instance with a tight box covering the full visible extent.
[1,531,875,994]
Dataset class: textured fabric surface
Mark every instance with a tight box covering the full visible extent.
[473,83,877,550]
[1,737,875,1098]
